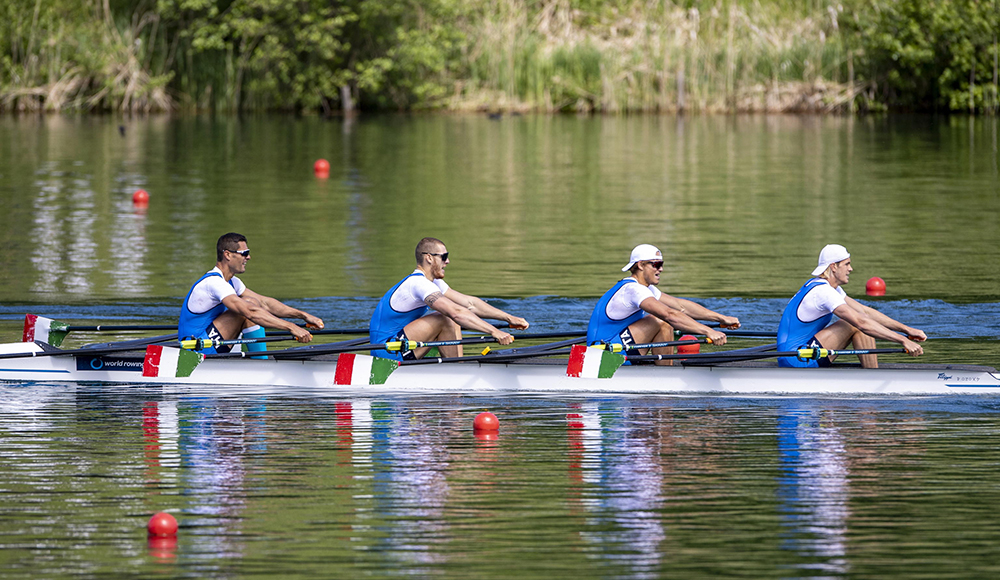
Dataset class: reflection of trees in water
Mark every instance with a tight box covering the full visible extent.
[777,409,850,576]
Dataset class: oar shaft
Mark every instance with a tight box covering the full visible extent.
[267,327,369,337]
[179,336,300,350]
[628,347,907,363]
[0,343,152,360]
[599,338,707,353]
[66,324,177,332]
[678,328,777,338]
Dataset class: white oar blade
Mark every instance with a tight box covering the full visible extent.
[566,345,625,379]
[143,345,203,378]
[334,353,398,385]
[23,314,69,347]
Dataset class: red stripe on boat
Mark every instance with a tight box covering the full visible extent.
[143,345,163,377]
[566,344,588,377]
[23,314,37,342]
[334,353,356,385]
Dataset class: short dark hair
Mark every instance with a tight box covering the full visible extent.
[415,237,445,263]
[217,232,247,261]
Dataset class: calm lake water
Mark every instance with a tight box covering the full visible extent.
[1,114,1000,577]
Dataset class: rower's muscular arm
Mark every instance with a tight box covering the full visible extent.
[659,295,740,329]
[844,296,926,341]
[639,297,728,345]
[240,289,325,329]
[424,291,515,344]
[834,299,924,355]
[444,289,529,330]
[222,291,318,342]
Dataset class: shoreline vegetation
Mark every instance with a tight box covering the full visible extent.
[1,0,998,115]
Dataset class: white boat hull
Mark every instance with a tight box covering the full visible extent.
[2,342,999,395]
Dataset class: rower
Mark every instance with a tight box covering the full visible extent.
[178,233,324,357]
[777,244,925,368]
[369,237,529,360]
[586,244,739,365]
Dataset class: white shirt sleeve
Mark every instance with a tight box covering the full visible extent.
[187,274,239,314]
[797,282,847,323]
[389,271,451,311]
[606,280,659,320]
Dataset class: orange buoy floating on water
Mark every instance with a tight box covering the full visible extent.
[147,512,178,537]
[314,159,330,178]
[866,276,886,296]
[473,411,499,432]
[132,189,149,206]
[677,334,700,354]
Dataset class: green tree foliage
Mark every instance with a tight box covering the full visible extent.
[2,0,998,113]
[844,0,1000,112]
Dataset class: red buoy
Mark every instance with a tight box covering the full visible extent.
[132,189,150,206]
[147,512,178,537]
[473,411,499,432]
[677,334,700,354]
[313,159,330,178]
[866,276,886,296]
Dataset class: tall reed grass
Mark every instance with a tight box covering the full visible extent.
[1,0,172,113]
[452,0,862,113]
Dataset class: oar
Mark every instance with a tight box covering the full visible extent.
[179,335,310,350]
[627,347,908,364]
[677,328,778,338]
[220,332,586,360]
[594,337,710,353]
[0,342,158,361]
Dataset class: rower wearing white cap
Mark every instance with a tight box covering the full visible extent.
[586,244,740,365]
[777,244,925,368]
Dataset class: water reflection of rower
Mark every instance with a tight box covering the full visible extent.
[345,399,451,572]
[776,408,849,575]
[566,402,666,576]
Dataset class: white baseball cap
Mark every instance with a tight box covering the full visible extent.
[812,244,850,276]
[622,244,663,272]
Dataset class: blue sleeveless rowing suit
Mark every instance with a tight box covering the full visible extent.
[178,271,238,355]
[369,272,431,360]
[777,278,833,368]
[586,279,648,346]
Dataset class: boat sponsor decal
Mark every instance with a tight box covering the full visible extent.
[142,345,204,378]
[566,345,625,379]
[23,314,69,347]
[334,353,398,385]
[76,356,144,372]
[937,373,952,380]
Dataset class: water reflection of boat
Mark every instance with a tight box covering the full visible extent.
[2,340,998,395]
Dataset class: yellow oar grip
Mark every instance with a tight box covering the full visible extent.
[179,338,215,350]
[385,340,418,352]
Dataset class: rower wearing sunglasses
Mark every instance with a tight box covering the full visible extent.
[369,237,529,361]
[178,232,324,357]
[586,244,740,365]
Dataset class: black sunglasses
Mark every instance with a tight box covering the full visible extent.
[644,261,663,269]
[424,252,449,261]
[227,248,251,258]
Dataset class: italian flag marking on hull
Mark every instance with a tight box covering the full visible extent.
[334,353,398,385]
[566,345,626,379]
[23,314,70,347]
[143,345,204,378]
